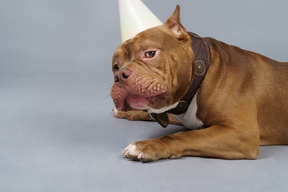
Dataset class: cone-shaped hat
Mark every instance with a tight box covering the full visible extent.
[119,0,163,42]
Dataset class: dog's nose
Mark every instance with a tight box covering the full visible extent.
[120,68,131,79]
[115,68,131,83]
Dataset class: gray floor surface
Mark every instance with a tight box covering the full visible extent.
[0,75,287,192]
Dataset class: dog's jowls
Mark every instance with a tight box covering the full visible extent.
[111,5,288,162]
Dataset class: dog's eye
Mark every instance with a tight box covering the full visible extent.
[113,64,119,71]
[144,51,156,58]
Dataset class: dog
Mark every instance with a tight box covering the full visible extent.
[110,5,288,162]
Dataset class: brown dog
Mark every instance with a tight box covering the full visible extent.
[111,5,288,162]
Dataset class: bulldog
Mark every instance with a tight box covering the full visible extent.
[111,5,288,162]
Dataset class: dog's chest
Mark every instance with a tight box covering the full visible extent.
[174,94,204,129]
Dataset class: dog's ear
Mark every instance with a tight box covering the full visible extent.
[164,5,188,41]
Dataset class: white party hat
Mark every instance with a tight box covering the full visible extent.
[119,0,163,42]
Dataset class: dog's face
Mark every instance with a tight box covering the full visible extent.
[111,6,195,113]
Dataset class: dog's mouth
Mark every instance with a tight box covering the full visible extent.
[120,92,167,112]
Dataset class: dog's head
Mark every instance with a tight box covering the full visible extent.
[111,6,195,113]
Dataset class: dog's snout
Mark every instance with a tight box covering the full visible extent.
[115,68,131,83]
[121,69,131,79]
[114,75,119,82]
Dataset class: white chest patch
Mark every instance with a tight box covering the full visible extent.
[147,102,179,114]
[174,94,204,130]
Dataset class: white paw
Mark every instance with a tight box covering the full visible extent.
[112,108,118,117]
[122,142,143,159]
[122,140,172,162]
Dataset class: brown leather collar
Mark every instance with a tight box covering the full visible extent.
[150,32,211,128]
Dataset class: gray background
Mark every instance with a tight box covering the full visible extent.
[0,0,287,191]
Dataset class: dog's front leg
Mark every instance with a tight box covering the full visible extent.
[113,109,181,125]
[122,124,260,162]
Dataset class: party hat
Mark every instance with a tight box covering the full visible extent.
[119,0,163,42]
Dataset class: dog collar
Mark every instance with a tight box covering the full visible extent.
[150,32,211,128]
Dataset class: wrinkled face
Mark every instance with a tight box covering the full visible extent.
[111,12,195,113]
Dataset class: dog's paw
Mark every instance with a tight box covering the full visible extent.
[112,108,135,120]
[112,108,119,117]
[122,141,160,162]
[112,108,153,121]
[122,140,181,162]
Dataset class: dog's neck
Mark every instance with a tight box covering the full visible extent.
[150,32,211,128]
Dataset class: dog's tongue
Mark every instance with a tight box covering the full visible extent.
[127,94,148,109]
